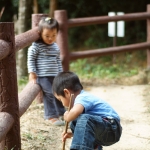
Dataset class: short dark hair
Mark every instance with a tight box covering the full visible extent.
[38,17,59,33]
[52,71,83,97]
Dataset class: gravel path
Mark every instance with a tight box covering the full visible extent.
[89,84,150,150]
[20,84,150,150]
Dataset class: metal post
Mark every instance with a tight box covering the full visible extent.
[0,23,21,149]
[54,10,69,71]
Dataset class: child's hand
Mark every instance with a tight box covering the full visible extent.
[29,72,37,84]
[62,131,73,142]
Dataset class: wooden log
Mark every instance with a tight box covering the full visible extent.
[19,82,41,117]
[0,22,21,150]
[55,10,69,71]
[0,82,41,142]
[68,12,150,27]
[70,42,150,60]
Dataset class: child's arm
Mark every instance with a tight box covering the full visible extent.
[27,44,38,81]
[64,104,84,122]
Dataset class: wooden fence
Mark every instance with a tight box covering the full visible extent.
[0,4,150,149]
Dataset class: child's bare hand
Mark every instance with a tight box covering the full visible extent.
[62,131,73,142]
[29,72,37,84]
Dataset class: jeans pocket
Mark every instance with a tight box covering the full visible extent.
[101,127,117,146]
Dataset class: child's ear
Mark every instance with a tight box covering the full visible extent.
[64,89,70,96]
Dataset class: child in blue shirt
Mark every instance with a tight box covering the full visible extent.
[52,71,122,150]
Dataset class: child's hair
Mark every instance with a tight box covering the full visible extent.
[38,17,59,33]
[52,71,83,97]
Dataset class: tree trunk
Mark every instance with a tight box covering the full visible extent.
[33,0,38,14]
[49,0,57,17]
[17,0,33,79]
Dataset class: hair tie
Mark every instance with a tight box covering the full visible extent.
[45,17,51,21]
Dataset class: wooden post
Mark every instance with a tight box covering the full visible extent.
[32,14,48,29]
[32,14,49,104]
[147,5,150,69]
[54,10,69,71]
[146,5,150,83]
[0,23,21,149]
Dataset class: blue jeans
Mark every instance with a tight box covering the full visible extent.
[37,76,65,119]
[70,114,122,150]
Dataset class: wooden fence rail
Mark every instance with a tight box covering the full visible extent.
[68,12,150,27]
[0,5,150,149]
[70,42,150,60]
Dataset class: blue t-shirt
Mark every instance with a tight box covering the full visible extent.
[74,90,120,122]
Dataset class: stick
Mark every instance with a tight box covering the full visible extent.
[62,94,74,150]
[0,7,5,20]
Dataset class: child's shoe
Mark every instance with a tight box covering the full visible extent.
[49,118,65,126]
[59,115,64,121]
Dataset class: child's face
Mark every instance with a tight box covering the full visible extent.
[41,28,57,45]
[54,89,72,107]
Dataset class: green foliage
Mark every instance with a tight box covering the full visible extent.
[0,0,148,81]
[12,0,18,7]
[17,77,28,92]
[0,0,148,49]
[22,131,47,141]
[70,56,140,80]
[58,0,148,50]
[4,146,16,150]
[0,0,14,22]
[38,0,49,14]
[23,132,33,140]
[18,76,28,85]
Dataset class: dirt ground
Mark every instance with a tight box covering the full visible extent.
[20,84,150,150]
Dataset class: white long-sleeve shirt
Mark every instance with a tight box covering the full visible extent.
[27,41,63,77]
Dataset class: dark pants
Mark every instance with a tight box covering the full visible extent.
[37,76,65,119]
